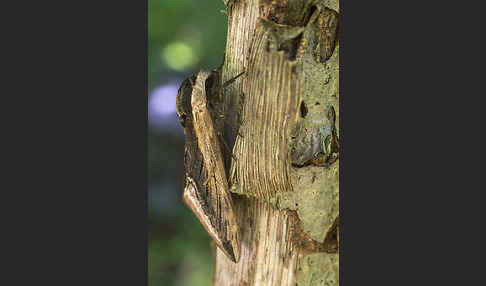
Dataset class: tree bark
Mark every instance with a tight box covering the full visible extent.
[213,0,339,285]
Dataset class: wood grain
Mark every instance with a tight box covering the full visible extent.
[229,18,303,201]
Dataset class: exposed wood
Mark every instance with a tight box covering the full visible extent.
[212,0,340,285]
[213,198,300,285]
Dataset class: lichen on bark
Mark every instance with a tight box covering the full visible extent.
[212,0,340,285]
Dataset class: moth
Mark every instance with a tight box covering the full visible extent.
[176,69,244,262]
[315,7,339,62]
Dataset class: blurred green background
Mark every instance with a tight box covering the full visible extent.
[148,0,228,285]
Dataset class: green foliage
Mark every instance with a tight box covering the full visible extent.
[149,207,215,286]
[149,0,227,90]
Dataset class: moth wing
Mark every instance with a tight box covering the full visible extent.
[317,8,339,62]
[183,176,240,262]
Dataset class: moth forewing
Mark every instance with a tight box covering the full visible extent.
[191,71,229,191]
[316,7,339,62]
[182,177,230,257]
[185,70,241,262]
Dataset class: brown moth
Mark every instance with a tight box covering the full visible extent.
[316,7,339,62]
[176,70,243,262]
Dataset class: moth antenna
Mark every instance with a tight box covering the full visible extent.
[221,71,245,89]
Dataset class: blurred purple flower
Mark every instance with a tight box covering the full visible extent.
[148,83,184,135]
[149,84,178,116]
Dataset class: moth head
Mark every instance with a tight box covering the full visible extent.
[204,70,220,98]
[177,113,187,128]
[191,70,213,109]
[176,74,197,128]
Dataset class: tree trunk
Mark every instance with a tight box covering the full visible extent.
[214,0,339,285]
